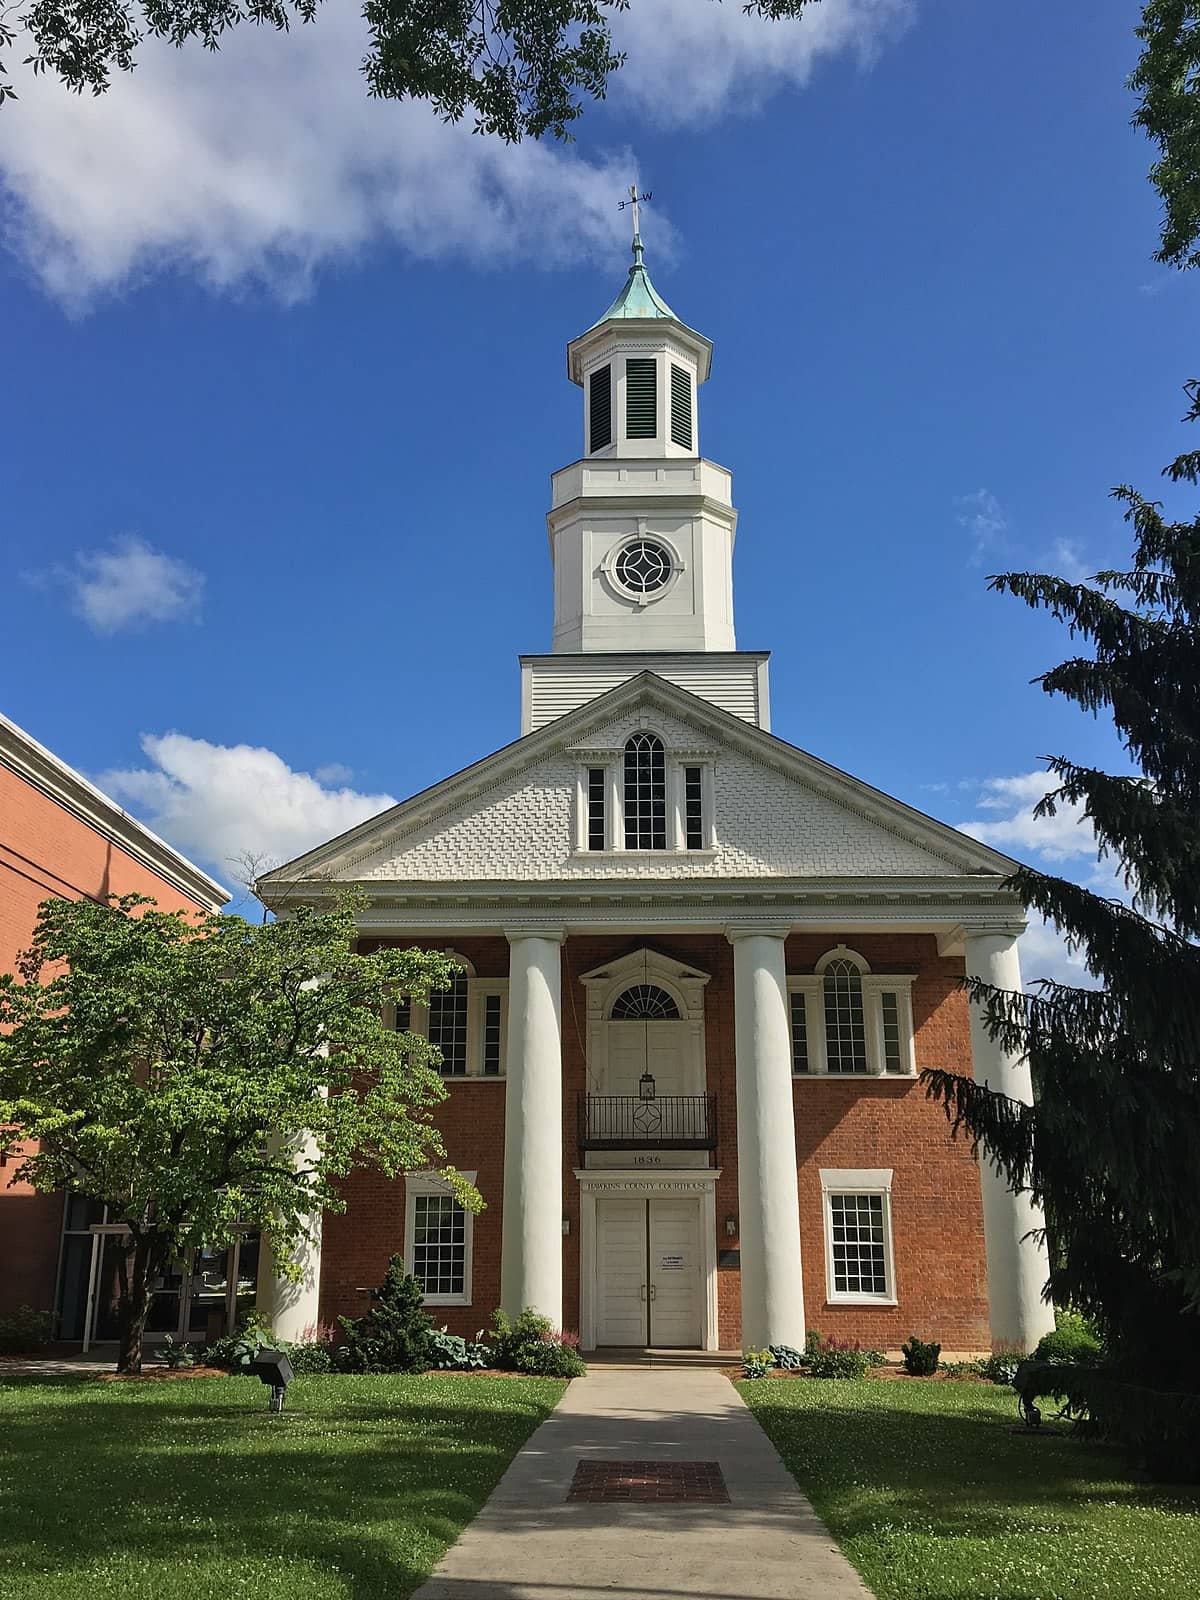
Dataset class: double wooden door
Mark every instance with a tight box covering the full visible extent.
[595,1196,702,1348]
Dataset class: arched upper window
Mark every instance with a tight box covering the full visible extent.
[822,957,867,1074]
[624,732,666,850]
[610,984,680,1020]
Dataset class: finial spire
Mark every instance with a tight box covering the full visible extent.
[620,182,651,268]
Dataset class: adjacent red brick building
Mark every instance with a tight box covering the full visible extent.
[0,712,227,1340]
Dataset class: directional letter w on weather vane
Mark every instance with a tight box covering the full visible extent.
[618,185,653,236]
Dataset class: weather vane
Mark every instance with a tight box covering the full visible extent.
[618,184,653,239]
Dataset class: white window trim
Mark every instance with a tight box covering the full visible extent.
[820,1168,897,1306]
[390,960,507,1080]
[788,961,917,1079]
[404,1170,477,1307]
[572,744,716,856]
[470,981,509,1079]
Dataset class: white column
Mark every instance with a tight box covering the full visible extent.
[500,930,564,1325]
[259,1124,324,1342]
[727,926,806,1350]
[963,927,1056,1351]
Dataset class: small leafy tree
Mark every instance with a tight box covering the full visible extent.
[924,386,1200,1473]
[0,892,476,1374]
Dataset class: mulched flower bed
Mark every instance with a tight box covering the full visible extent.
[95,1366,230,1381]
[724,1365,995,1383]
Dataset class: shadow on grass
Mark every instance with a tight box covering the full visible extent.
[0,1376,561,1600]
[739,1380,1200,1539]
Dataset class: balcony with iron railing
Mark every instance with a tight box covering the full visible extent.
[577,1093,718,1153]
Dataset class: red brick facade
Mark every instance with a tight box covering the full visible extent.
[331,931,989,1353]
[0,749,224,1322]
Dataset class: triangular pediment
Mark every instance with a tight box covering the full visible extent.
[259,673,1016,896]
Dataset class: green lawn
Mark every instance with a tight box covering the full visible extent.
[0,1373,563,1600]
[739,1377,1200,1600]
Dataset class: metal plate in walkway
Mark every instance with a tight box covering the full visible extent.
[567,1460,730,1503]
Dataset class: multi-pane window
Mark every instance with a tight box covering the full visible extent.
[392,995,411,1033]
[790,953,915,1075]
[589,364,612,452]
[670,363,693,449]
[880,991,903,1074]
[625,357,657,439]
[684,765,704,850]
[790,990,810,1074]
[624,733,667,849]
[828,1192,890,1297]
[482,993,503,1076]
[823,958,868,1073]
[410,1193,466,1298]
[580,745,710,854]
[428,974,469,1076]
[588,767,606,851]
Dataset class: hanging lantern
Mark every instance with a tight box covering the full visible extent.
[639,1070,657,1101]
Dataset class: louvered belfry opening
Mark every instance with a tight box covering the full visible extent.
[589,365,612,453]
[670,363,693,449]
[625,357,657,440]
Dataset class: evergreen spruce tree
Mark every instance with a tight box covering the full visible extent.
[336,1255,433,1373]
[924,385,1200,1475]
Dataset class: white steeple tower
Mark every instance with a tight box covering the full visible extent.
[521,213,770,733]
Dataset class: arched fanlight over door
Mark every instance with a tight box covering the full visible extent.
[610,984,680,1020]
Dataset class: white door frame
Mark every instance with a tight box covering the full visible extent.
[575,1168,721,1351]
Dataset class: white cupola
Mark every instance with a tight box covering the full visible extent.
[546,228,739,657]
[567,232,712,462]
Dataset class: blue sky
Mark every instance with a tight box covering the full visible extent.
[3,0,1185,978]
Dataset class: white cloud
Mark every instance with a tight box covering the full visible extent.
[97,733,395,870]
[1018,915,1097,990]
[954,488,1008,564]
[959,771,1098,863]
[611,0,911,123]
[1047,537,1090,583]
[0,0,908,305]
[53,535,205,633]
[957,771,1115,990]
[313,762,354,785]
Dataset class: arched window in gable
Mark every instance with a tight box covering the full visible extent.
[623,732,666,850]
[822,956,868,1074]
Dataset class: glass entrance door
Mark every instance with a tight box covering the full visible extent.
[59,1204,261,1351]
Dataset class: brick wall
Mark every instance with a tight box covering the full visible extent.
[0,763,217,1322]
[324,930,989,1353]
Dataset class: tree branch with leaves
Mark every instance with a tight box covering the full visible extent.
[0,890,476,1373]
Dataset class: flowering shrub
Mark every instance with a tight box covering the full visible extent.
[806,1332,871,1380]
[742,1348,775,1379]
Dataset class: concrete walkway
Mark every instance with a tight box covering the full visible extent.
[413,1362,874,1600]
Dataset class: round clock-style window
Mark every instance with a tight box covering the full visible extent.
[615,539,673,595]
